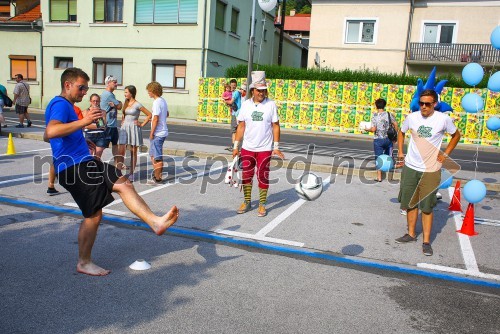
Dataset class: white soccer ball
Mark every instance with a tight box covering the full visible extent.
[295,173,323,201]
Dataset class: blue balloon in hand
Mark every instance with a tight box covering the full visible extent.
[491,26,500,50]
[486,117,500,131]
[463,180,487,204]
[462,63,484,86]
[376,154,394,172]
[461,93,484,113]
[439,169,453,189]
[487,71,500,92]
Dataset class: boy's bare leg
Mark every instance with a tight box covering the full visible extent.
[48,164,56,188]
[77,210,111,276]
[113,177,178,235]
[406,207,419,238]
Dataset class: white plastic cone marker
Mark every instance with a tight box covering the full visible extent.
[129,259,152,271]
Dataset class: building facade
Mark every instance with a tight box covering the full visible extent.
[308,0,500,76]
[0,0,305,118]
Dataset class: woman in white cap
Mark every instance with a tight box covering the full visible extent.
[232,71,284,217]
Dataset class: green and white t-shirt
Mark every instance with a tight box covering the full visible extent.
[401,111,457,172]
[237,97,279,152]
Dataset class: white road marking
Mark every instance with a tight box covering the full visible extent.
[0,172,49,185]
[64,202,128,216]
[416,263,500,281]
[66,163,226,208]
[448,187,480,273]
[215,229,304,247]
[256,176,331,237]
[0,147,52,156]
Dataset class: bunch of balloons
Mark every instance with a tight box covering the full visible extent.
[484,26,500,132]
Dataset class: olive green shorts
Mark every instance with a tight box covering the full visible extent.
[398,165,440,214]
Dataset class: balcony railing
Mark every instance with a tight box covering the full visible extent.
[408,43,500,65]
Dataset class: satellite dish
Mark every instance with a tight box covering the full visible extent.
[314,52,320,66]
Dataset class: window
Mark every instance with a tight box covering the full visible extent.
[55,57,74,69]
[152,60,186,89]
[345,19,376,44]
[135,0,198,24]
[94,0,123,22]
[215,0,226,30]
[230,7,239,34]
[0,0,10,18]
[50,0,77,22]
[424,23,456,44]
[93,58,123,85]
[9,56,36,80]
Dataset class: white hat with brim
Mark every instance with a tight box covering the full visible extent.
[250,71,268,90]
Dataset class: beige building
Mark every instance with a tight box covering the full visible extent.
[309,0,500,76]
[0,0,305,118]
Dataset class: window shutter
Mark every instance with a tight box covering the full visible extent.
[175,65,186,77]
[95,0,104,21]
[155,0,178,24]
[69,0,77,16]
[51,0,68,21]
[136,0,154,23]
[179,0,197,24]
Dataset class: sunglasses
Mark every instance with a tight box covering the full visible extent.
[418,101,435,107]
[78,85,90,91]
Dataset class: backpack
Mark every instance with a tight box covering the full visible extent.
[0,90,13,107]
[386,112,397,142]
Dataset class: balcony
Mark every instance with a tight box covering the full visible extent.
[407,43,500,66]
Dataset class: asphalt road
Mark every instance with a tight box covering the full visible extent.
[1,133,499,334]
[22,113,499,173]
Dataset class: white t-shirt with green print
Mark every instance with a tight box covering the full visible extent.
[401,111,457,172]
[237,97,279,152]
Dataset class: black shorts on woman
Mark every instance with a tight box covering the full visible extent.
[58,158,122,218]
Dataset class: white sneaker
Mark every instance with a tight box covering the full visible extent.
[436,192,442,200]
[400,209,407,216]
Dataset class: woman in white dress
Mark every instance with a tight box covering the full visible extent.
[119,85,152,181]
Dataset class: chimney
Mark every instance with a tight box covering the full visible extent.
[290,9,296,16]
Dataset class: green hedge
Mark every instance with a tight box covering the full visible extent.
[226,64,488,88]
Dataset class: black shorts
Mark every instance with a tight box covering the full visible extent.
[58,159,122,218]
[15,105,28,114]
[104,127,119,147]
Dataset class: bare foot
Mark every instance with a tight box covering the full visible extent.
[77,261,111,276]
[154,205,179,236]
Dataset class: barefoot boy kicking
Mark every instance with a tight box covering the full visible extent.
[45,68,179,276]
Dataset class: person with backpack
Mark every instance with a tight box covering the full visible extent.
[364,98,399,182]
[13,74,33,128]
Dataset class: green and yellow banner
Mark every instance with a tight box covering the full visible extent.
[198,78,500,146]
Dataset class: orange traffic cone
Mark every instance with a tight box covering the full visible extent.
[448,180,462,212]
[457,203,478,236]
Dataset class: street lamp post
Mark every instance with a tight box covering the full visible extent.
[246,0,257,97]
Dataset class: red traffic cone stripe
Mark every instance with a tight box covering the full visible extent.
[457,203,478,236]
[449,180,462,212]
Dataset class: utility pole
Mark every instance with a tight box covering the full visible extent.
[277,0,286,66]
[247,0,257,96]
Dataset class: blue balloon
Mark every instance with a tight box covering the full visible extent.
[463,180,487,204]
[491,26,500,50]
[486,117,500,131]
[376,154,393,172]
[439,169,453,189]
[487,71,500,92]
[462,63,484,86]
[461,93,484,113]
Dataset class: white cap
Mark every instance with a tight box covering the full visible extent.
[250,71,268,90]
[105,75,117,84]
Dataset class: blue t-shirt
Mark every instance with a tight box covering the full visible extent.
[231,90,241,116]
[0,84,6,101]
[100,90,120,128]
[45,96,93,173]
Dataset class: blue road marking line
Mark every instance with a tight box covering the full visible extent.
[0,195,499,289]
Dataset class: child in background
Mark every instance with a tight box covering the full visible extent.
[221,84,232,103]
